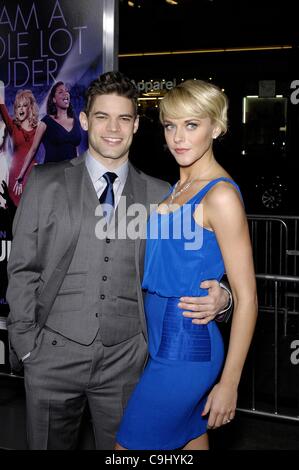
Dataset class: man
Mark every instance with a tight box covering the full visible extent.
[6,72,230,450]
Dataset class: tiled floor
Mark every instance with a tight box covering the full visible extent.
[0,375,298,450]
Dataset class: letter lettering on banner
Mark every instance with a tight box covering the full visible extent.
[14,4,39,30]
[290,80,299,105]
[290,340,299,365]
[49,0,67,28]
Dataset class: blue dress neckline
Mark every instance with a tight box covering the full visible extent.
[156,177,239,219]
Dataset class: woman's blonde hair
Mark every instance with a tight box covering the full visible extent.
[159,79,228,135]
[14,90,39,128]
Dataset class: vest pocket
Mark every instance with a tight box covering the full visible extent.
[116,296,139,318]
[50,272,87,312]
[51,291,83,312]
[58,271,87,292]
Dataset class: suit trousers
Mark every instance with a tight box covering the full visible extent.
[23,327,147,450]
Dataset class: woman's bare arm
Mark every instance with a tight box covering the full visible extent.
[200,182,258,428]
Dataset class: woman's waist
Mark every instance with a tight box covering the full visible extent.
[145,291,219,363]
[142,255,224,293]
[144,291,215,328]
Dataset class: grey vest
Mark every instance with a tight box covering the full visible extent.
[46,169,142,346]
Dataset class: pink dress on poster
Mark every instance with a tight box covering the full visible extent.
[0,104,36,206]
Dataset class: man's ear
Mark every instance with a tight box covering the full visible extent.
[79,111,88,131]
[133,115,139,134]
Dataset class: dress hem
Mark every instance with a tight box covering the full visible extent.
[116,428,208,451]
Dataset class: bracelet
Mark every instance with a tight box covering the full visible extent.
[218,282,233,315]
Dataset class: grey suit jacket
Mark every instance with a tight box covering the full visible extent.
[6,153,170,359]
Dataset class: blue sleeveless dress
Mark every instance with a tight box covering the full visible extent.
[116,178,241,450]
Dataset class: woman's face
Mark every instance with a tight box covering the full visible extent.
[163,115,219,167]
[15,99,30,122]
[53,84,70,110]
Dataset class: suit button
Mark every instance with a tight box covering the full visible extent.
[100,294,105,300]
[95,312,99,317]
[104,257,109,262]
[102,275,107,281]
[106,238,110,244]
[52,340,57,346]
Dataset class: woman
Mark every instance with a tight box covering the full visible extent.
[0,117,8,208]
[0,89,39,206]
[16,81,81,187]
[115,80,258,450]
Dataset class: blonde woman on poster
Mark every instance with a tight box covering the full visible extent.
[0,115,9,208]
[0,83,39,207]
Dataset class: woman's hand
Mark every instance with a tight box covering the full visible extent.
[201,382,237,429]
[13,177,23,196]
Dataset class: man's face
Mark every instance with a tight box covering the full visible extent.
[80,93,139,166]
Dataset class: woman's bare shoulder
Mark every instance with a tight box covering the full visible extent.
[205,176,241,209]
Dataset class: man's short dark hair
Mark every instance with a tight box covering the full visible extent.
[84,71,139,116]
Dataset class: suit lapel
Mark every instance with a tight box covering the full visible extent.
[64,154,86,233]
[106,166,134,238]
[128,164,149,283]
[36,155,86,324]
[129,163,148,207]
[129,163,148,236]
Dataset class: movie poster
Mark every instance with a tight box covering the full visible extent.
[0,0,117,370]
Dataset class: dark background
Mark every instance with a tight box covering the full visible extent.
[119,0,297,52]
[118,0,299,215]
